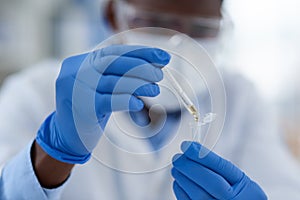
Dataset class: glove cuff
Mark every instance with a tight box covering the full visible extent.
[36,113,91,164]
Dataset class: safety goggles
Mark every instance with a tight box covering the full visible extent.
[116,1,222,38]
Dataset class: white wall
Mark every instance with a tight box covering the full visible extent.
[223,0,300,159]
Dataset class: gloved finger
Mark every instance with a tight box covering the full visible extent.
[97,45,171,67]
[171,168,216,200]
[97,75,160,97]
[134,83,159,97]
[95,93,144,115]
[181,141,244,185]
[172,154,233,199]
[93,55,164,82]
[173,181,191,200]
[129,107,150,127]
[60,53,89,75]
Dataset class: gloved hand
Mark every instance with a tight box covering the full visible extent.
[172,141,267,200]
[36,45,171,164]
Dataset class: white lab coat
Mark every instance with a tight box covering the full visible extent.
[0,60,300,199]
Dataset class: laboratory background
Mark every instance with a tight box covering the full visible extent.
[0,0,300,162]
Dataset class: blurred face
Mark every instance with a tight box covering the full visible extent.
[127,0,222,17]
[115,0,222,38]
[106,0,223,112]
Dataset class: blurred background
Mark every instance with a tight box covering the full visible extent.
[0,0,110,83]
[0,0,299,160]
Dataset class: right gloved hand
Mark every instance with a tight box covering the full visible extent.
[36,45,171,164]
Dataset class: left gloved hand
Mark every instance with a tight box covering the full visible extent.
[171,141,267,200]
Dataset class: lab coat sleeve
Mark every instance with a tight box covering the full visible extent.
[0,60,59,167]
[230,78,300,199]
[0,140,67,200]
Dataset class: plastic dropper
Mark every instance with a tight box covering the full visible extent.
[163,68,200,122]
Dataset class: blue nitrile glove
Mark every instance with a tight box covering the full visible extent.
[172,141,267,200]
[36,45,171,164]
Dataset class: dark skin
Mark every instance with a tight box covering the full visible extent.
[32,0,222,189]
[125,0,221,16]
[107,0,222,31]
[31,141,74,188]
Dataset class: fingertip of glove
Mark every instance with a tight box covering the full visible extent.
[181,141,212,160]
[129,97,144,111]
[149,83,160,96]
[171,167,177,177]
[152,83,160,95]
[135,83,160,97]
[180,141,195,152]
[153,48,171,66]
[172,181,181,194]
[135,98,144,110]
[172,153,183,163]
[172,181,179,192]
[154,67,163,81]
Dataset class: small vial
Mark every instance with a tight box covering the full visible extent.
[202,113,217,125]
[191,112,217,147]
